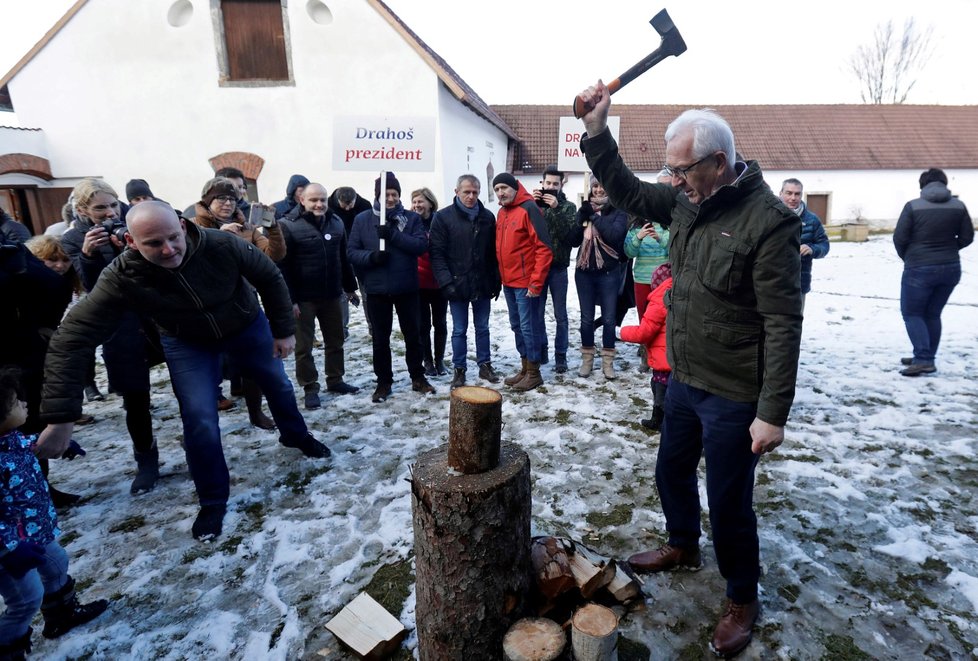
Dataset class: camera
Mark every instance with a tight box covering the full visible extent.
[102,219,129,243]
[249,203,277,229]
[534,189,549,208]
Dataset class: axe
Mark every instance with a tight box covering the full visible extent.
[573,8,687,118]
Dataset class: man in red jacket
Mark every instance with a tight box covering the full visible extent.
[492,173,553,391]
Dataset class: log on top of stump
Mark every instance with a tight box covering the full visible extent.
[447,386,502,474]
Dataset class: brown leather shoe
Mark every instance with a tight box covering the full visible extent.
[412,377,436,394]
[627,544,702,573]
[710,599,759,658]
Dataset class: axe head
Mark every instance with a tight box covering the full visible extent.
[650,9,687,57]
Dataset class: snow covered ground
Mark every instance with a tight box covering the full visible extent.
[38,235,977,660]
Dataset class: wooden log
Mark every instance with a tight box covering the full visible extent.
[323,592,407,660]
[447,386,502,473]
[530,537,576,600]
[502,617,565,661]
[605,562,642,603]
[412,442,531,660]
[571,604,619,661]
[561,540,616,599]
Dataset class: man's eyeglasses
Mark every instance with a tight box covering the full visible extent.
[663,154,715,180]
[215,196,237,204]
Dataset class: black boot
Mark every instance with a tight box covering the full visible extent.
[40,577,108,639]
[192,504,227,541]
[640,406,665,431]
[131,446,160,495]
[40,459,81,508]
[0,626,32,660]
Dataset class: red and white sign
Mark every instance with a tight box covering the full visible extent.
[557,116,621,173]
[333,116,435,172]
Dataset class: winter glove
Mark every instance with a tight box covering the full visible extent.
[0,541,46,578]
[376,224,392,241]
[442,284,457,300]
[370,251,390,266]
[61,439,87,461]
[578,201,594,222]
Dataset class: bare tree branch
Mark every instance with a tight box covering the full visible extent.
[849,19,933,104]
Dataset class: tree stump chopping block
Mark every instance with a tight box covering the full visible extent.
[448,386,502,473]
[412,442,532,661]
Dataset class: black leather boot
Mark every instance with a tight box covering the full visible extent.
[40,577,109,639]
[131,445,160,495]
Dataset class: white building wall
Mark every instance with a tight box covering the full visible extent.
[436,84,509,212]
[0,127,48,159]
[5,0,503,208]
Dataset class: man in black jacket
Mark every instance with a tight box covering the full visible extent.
[36,202,330,541]
[280,183,360,410]
[429,175,501,389]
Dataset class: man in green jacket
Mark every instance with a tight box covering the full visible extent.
[532,165,578,372]
[577,81,802,658]
[34,202,330,541]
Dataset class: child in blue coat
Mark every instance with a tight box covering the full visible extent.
[0,368,107,658]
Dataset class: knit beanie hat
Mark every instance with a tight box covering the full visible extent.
[125,178,154,202]
[201,177,239,206]
[650,262,672,291]
[374,172,401,199]
[492,173,518,191]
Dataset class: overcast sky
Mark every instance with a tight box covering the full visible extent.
[2,0,976,107]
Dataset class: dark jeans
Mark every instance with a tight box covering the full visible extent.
[575,268,620,349]
[418,288,448,366]
[366,291,425,384]
[449,298,492,368]
[295,296,346,392]
[900,262,961,364]
[0,540,68,642]
[161,311,309,505]
[503,286,544,363]
[538,267,569,356]
[657,380,761,603]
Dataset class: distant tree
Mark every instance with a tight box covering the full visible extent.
[849,18,933,104]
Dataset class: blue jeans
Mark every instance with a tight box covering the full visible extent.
[657,381,760,603]
[162,311,309,505]
[900,262,961,364]
[538,267,569,356]
[0,540,68,642]
[575,268,620,349]
[503,286,543,363]
[449,298,492,368]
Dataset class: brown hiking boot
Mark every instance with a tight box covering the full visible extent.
[628,544,702,573]
[412,377,436,394]
[478,362,500,384]
[511,362,543,391]
[503,357,528,386]
[710,599,760,658]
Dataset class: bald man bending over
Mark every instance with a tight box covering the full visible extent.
[35,201,330,541]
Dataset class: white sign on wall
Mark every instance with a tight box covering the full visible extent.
[333,116,436,172]
[557,116,621,173]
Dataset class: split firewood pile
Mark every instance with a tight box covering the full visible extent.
[501,536,646,660]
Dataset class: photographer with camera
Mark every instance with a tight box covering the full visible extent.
[531,165,577,373]
[60,179,160,496]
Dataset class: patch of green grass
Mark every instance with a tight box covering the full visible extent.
[219,535,243,555]
[788,454,822,464]
[268,620,286,649]
[586,504,633,528]
[618,635,651,661]
[109,515,146,534]
[820,633,872,660]
[60,530,80,546]
[777,583,800,603]
[364,555,414,617]
[555,409,572,425]
[282,470,313,494]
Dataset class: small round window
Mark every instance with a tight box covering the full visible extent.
[306,0,333,25]
[167,0,194,28]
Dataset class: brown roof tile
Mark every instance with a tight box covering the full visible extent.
[491,104,978,173]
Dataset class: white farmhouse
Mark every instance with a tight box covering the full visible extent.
[0,0,516,232]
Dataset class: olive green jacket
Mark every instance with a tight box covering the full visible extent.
[583,128,802,425]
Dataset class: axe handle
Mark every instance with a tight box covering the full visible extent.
[572,45,678,118]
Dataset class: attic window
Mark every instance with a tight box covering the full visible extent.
[219,0,292,84]
[0,85,12,113]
